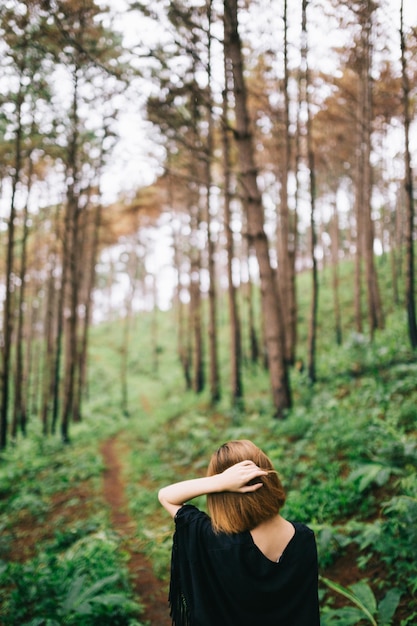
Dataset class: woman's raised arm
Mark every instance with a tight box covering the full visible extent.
[158,460,267,518]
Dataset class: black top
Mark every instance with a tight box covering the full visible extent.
[169,504,320,626]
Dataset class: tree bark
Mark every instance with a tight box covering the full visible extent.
[205,1,220,404]
[222,52,243,406]
[0,79,24,450]
[172,212,192,390]
[277,0,297,366]
[301,0,319,384]
[359,3,384,339]
[61,66,82,443]
[190,249,204,393]
[400,0,417,348]
[41,240,58,436]
[331,199,343,345]
[224,0,291,416]
[11,156,33,439]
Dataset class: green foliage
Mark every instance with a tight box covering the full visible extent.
[321,577,401,626]
[0,434,104,512]
[2,256,416,624]
[0,530,142,625]
[348,463,402,493]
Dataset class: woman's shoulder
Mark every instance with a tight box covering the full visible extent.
[287,521,318,558]
[175,505,247,548]
[175,504,211,527]
[291,521,315,535]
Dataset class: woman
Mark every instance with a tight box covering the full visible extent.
[158,440,320,625]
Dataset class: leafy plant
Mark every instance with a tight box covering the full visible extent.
[0,531,143,625]
[321,577,401,626]
[57,572,139,623]
[348,463,402,493]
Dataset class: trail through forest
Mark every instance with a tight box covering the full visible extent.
[100,436,171,626]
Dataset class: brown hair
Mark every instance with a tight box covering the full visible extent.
[206,440,286,534]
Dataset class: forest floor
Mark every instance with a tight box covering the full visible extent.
[100,436,171,626]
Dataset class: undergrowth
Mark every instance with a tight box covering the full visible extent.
[1,280,416,625]
[0,426,145,626]
[119,311,417,625]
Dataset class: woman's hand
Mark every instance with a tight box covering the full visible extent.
[218,460,268,493]
[158,460,268,518]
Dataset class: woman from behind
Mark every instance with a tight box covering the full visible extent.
[158,439,320,625]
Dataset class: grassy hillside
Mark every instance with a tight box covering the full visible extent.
[0,255,416,625]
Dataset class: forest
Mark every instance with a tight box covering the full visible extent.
[0,0,416,624]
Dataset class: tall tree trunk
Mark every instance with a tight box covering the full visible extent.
[42,245,58,436]
[331,199,343,345]
[190,248,204,393]
[121,234,143,415]
[172,214,192,390]
[11,156,33,439]
[72,189,90,423]
[389,203,399,306]
[242,244,259,365]
[61,67,82,443]
[188,81,205,394]
[400,0,417,348]
[121,296,132,417]
[205,0,220,404]
[354,151,364,333]
[222,53,243,406]
[302,0,319,384]
[224,0,291,416]
[0,81,24,450]
[359,3,384,338]
[76,192,103,412]
[277,0,297,365]
[26,278,40,419]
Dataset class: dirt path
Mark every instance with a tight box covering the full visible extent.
[101,436,171,626]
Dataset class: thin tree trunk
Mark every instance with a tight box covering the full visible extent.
[152,274,159,374]
[400,0,417,348]
[388,200,400,306]
[354,150,364,333]
[76,195,103,411]
[42,247,58,435]
[224,0,291,416]
[331,199,342,345]
[11,156,33,439]
[72,189,90,423]
[0,82,24,450]
[277,0,296,365]
[26,279,41,419]
[223,52,243,406]
[172,215,192,389]
[121,301,132,417]
[302,0,319,384]
[189,84,204,394]
[206,0,220,404]
[190,251,204,393]
[61,69,81,443]
[360,3,384,338]
[242,245,259,365]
